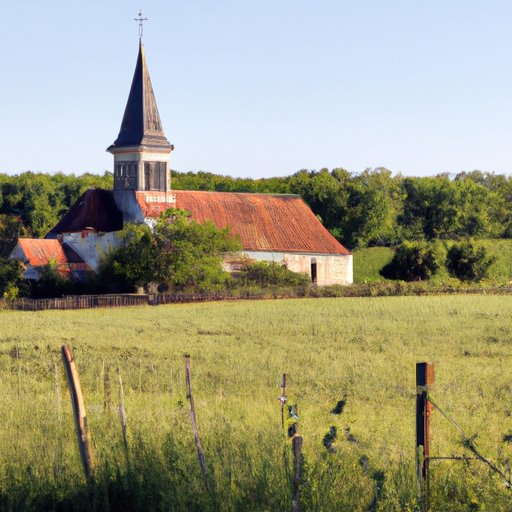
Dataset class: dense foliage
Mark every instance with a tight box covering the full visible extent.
[175,168,512,249]
[381,240,445,281]
[235,261,310,288]
[2,168,512,249]
[0,171,113,238]
[98,209,243,293]
[0,257,26,299]
[446,240,496,282]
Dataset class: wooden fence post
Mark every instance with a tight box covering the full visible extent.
[55,361,61,422]
[185,354,209,492]
[280,374,302,512]
[287,404,302,512]
[279,373,287,428]
[61,345,94,480]
[416,362,435,511]
[118,368,128,458]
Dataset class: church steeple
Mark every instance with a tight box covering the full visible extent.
[109,39,171,150]
[107,27,174,206]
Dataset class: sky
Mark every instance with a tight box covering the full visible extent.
[1,1,512,179]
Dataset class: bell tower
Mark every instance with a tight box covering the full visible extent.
[107,20,175,218]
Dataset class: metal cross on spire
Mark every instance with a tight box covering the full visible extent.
[134,9,148,39]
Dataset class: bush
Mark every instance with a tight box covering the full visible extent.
[446,240,496,282]
[380,240,445,281]
[0,257,28,299]
[31,260,73,298]
[235,261,310,288]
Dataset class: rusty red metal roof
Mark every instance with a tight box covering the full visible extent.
[46,188,123,238]
[44,188,350,255]
[174,191,351,255]
[17,239,68,267]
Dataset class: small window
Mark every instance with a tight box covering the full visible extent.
[311,262,317,283]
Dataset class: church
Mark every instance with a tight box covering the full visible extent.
[12,33,353,287]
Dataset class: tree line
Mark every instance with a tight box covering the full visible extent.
[2,167,512,296]
[1,168,511,249]
[171,168,512,249]
[0,171,113,238]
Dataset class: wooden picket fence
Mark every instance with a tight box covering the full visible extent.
[3,284,512,312]
[0,290,293,312]
[0,294,149,311]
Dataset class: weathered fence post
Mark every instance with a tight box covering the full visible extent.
[416,362,434,511]
[288,404,302,512]
[61,345,94,480]
[185,354,209,492]
[280,374,302,512]
[55,360,61,422]
[279,373,287,428]
[118,368,128,457]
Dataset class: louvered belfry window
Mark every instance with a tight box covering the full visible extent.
[144,162,166,191]
[114,162,138,189]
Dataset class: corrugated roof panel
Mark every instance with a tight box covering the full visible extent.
[174,191,350,255]
[17,239,68,267]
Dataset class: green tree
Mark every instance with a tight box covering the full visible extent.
[0,257,26,299]
[343,168,404,248]
[98,223,161,292]
[31,259,73,298]
[400,176,506,241]
[155,209,242,292]
[381,240,445,281]
[446,240,496,282]
[99,210,242,293]
[289,168,349,238]
[0,215,26,238]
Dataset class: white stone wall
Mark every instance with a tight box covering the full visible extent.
[113,190,146,224]
[61,231,122,272]
[283,253,353,285]
[224,251,353,285]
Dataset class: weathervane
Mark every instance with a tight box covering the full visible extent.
[134,9,148,39]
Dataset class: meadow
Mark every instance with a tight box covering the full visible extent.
[1,296,512,511]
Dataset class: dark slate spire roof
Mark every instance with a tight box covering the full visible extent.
[108,39,171,150]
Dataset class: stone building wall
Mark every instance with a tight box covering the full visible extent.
[224,251,353,286]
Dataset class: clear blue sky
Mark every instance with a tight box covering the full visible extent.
[1,1,511,179]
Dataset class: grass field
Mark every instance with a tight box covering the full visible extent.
[352,247,394,283]
[1,296,512,511]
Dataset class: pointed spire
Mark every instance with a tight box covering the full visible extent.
[108,39,171,150]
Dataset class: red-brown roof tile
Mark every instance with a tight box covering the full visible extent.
[174,191,350,255]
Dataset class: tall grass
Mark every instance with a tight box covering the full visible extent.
[0,296,511,510]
